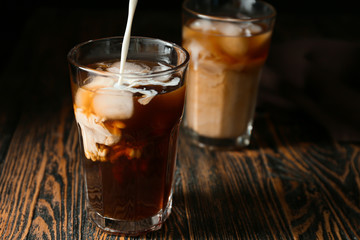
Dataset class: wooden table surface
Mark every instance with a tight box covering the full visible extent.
[0,5,359,240]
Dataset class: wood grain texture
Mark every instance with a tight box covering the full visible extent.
[1,105,359,239]
[0,7,360,240]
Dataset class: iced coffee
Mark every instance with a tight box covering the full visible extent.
[68,37,189,235]
[182,0,276,149]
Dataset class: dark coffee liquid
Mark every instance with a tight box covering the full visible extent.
[78,61,185,221]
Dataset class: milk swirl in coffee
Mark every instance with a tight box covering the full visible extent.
[71,0,187,222]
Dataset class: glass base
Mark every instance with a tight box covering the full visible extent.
[87,198,172,236]
[183,124,253,151]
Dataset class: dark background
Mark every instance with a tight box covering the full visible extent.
[2,0,358,59]
[1,0,359,141]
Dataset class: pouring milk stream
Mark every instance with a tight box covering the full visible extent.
[115,0,138,87]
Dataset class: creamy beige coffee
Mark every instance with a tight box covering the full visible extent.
[183,19,272,139]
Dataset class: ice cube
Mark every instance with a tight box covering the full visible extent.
[191,20,243,36]
[219,35,249,58]
[75,76,116,108]
[190,19,213,32]
[75,87,92,108]
[92,89,134,119]
[248,23,262,35]
[197,59,226,85]
[237,23,263,37]
[84,76,116,89]
[107,61,151,74]
[216,22,243,36]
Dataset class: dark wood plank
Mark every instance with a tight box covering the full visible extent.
[24,102,85,240]
[255,112,360,239]
[1,102,359,239]
[0,106,62,238]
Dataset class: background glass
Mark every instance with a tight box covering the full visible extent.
[182,0,276,149]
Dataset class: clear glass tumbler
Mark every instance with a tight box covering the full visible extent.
[182,0,276,149]
[68,37,189,235]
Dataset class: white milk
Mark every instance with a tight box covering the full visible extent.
[115,0,138,87]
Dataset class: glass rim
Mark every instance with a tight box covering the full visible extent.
[182,0,276,23]
[67,36,190,79]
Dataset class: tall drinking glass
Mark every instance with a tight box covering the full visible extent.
[182,0,276,149]
[68,37,189,235]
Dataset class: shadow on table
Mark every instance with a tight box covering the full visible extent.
[176,123,360,239]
